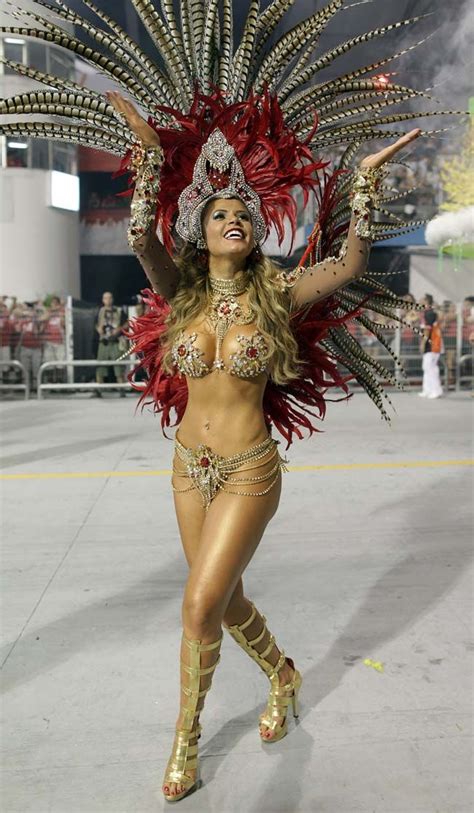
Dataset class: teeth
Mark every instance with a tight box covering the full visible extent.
[225,230,244,239]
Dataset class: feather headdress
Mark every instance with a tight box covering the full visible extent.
[0,1,463,440]
[117,88,326,251]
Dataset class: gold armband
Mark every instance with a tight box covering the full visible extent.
[351,166,385,240]
[127,141,165,247]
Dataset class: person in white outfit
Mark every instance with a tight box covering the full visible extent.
[419,294,443,399]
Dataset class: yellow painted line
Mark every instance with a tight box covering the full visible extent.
[0,459,472,481]
[287,459,474,472]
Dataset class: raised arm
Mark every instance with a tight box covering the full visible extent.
[281,129,422,308]
[107,91,179,302]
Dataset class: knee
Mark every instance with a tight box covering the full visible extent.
[182,589,224,637]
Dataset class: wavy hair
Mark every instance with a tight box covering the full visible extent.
[160,244,302,385]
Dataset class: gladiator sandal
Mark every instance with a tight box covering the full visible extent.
[224,601,302,743]
[162,633,222,802]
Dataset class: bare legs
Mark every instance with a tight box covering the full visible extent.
[164,460,291,797]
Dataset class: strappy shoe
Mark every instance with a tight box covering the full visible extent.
[162,634,222,803]
[258,655,302,743]
[224,600,302,742]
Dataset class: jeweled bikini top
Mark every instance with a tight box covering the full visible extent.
[171,273,270,379]
[171,329,269,378]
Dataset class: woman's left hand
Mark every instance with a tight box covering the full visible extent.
[360,128,422,169]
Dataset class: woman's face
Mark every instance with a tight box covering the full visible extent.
[202,198,254,261]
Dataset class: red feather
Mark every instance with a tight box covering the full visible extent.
[115,88,328,253]
[124,290,188,434]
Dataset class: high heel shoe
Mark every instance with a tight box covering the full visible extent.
[259,655,302,743]
[162,634,222,803]
[224,600,302,742]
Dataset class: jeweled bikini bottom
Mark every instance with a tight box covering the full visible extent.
[172,433,288,510]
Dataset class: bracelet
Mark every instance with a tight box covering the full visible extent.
[351,166,385,240]
[127,141,165,247]
[352,166,386,237]
[129,140,164,181]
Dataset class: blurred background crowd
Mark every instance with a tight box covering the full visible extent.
[1,290,473,396]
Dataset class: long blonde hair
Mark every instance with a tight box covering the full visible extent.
[161,243,302,385]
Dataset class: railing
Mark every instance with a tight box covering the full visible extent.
[37,359,134,399]
[0,360,29,399]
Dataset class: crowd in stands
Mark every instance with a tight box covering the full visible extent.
[1,290,473,394]
[0,296,66,390]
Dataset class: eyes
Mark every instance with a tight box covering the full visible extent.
[212,210,250,222]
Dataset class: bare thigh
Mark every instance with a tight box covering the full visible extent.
[172,448,282,615]
[182,466,281,626]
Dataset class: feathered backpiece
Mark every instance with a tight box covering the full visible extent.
[1,0,457,178]
[0,1,463,442]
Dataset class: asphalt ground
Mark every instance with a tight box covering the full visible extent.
[1,390,472,813]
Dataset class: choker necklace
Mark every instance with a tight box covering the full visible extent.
[206,273,254,370]
[208,274,248,297]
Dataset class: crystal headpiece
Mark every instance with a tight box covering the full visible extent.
[175,129,266,249]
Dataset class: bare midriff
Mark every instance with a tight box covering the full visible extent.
[177,372,270,456]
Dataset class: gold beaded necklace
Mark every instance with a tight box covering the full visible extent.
[206,273,255,369]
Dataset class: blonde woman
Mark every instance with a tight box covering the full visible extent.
[108,88,420,803]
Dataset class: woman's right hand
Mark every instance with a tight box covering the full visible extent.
[106,90,160,147]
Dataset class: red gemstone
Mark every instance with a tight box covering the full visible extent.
[200,456,210,468]
[221,305,231,314]
[246,346,258,358]
[177,345,186,356]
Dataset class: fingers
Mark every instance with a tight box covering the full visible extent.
[382,127,422,163]
[106,90,138,121]
[105,89,160,146]
[361,127,422,168]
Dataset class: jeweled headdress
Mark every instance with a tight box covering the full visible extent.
[134,88,325,251]
[175,128,266,248]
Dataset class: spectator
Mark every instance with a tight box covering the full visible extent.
[419,293,443,399]
[461,296,474,352]
[95,291,127,397]
[461,296,474,378]
[14,302,46,392]
[439,300,457,387]
[400,294,421,378]
[43,296,66,382]
[0,299,14,382]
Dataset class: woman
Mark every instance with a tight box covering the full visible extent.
[108,89,420,802]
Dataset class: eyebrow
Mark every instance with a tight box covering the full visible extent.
[212,207,249,215]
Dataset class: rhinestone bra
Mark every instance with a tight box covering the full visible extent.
[171,330,269,379]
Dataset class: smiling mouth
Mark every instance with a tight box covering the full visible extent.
[224,228,245,240]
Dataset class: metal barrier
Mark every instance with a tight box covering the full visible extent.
[459,352,474,389]
[36,352,473,401]
[0,360,29,399]
[37,359,134,399]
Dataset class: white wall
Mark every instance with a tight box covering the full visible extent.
[0,169,80,300]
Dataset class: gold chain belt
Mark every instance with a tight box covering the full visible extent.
[172,434,288,510]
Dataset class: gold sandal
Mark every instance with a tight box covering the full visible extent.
[259,654,302,742]
[224,601,302,742]
[162,634,222,803]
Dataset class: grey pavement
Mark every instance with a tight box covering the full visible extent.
[0,391,473,813]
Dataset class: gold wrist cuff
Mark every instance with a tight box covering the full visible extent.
[127,141,164,247]
[351,166,386,240]
[129,140,164,180]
